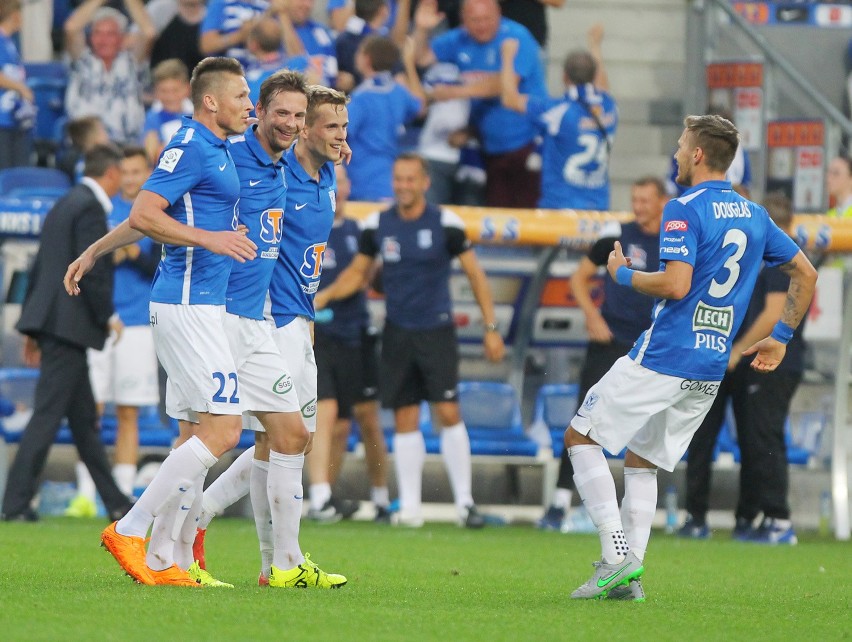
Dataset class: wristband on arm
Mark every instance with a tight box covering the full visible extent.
[615,265,635,287]
[770,320,794,344]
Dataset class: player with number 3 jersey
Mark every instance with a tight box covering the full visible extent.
[561,114,816,602]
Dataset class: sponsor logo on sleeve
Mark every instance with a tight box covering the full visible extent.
[661,245,689,256]
[665,220,687,232]
[157,148,184,173]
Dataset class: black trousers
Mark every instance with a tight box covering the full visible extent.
[685,360,800,522]
[556,340,633,490]
[2,336,130,517]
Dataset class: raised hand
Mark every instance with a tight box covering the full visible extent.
[414,0,445,32]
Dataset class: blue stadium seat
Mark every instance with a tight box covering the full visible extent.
[530,383,578,458]
[457,381,538,457]
[25,62,68,146]
[0,167,70,199]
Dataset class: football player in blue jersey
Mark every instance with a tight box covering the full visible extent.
[536,176,667,533]
[64,57,258,587]
[191,84,353,584]
[315,152,506,528]
[561,114,817,601]
[499,25,617,211]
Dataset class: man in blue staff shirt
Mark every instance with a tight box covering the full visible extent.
[316,152,506,529]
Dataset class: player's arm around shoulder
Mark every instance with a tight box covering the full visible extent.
[744,249,817,373]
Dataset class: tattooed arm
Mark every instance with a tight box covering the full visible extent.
[742,250,818,372]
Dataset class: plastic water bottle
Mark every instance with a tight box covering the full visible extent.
[37,481,76,516]
[819,490,831,536]
[664,485,678,534]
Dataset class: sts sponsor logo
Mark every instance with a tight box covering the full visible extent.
[259,208,283,244]
[300,243,327,288]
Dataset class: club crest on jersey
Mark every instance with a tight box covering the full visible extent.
[300,243,327,279]
[626,243,647,270]
[418,229,433,249]
[329,189,336,212]
[692,301,734,337]
[323,247,337,270]
[382,236,401,262]
[231,199,240,230]
[259,208,284,244]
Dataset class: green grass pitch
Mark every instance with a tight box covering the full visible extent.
[0,517,848,641]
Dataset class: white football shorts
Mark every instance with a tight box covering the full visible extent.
[88,325,160,406]
[570,356,719,471]
[244,316,317,433]
[150,302,242,418]
[224,312,300,416]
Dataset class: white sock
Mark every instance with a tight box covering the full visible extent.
[371,486,390,509]
[569,444,629,564]
[440,422,474,512]
[175,471,208,570]
[117,436,216,539]
[309,482,332,512]
[621,467,658,563]
[112,463,137,498]
[147,504,179,571]
[268,450,305,570]
[394,431,425,521]
[250,459,273,578]
[553,487,573,511]
[75,461,96,503]
[198,446,254,530]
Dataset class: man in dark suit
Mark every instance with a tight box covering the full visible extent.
[2,144,134,521]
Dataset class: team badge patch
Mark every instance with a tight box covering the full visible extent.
[582,392,600,412]
[417,229,433,249]
[382,236,401,262]
[157,148,183,173]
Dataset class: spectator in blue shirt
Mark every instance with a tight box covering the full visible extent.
[199,0,268,65]
[412,0,547,208]
[284,0,338,87]
[335,0,410,93]
[143,59,192,165]
[500,25,618,211]
[347,35,424,201]
[0,0,34,169]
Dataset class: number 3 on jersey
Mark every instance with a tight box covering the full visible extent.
[212,371,240,403]
[709,229,747,298]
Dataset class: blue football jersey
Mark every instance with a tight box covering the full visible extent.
[347,73,422,201]
[526,84,618,210]
[225,126,288,320]
[431,18,546,154]
[358,203,470,330]
[629,180,800,380]
[294,20,337,86]
[109,195,157,326]
[317,217,368,345]
[144,117,241,305]
[269,145,337,327]
[201,0,268,65]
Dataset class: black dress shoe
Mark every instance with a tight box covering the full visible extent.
[2,507,39,522]
[108,502,134,522]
